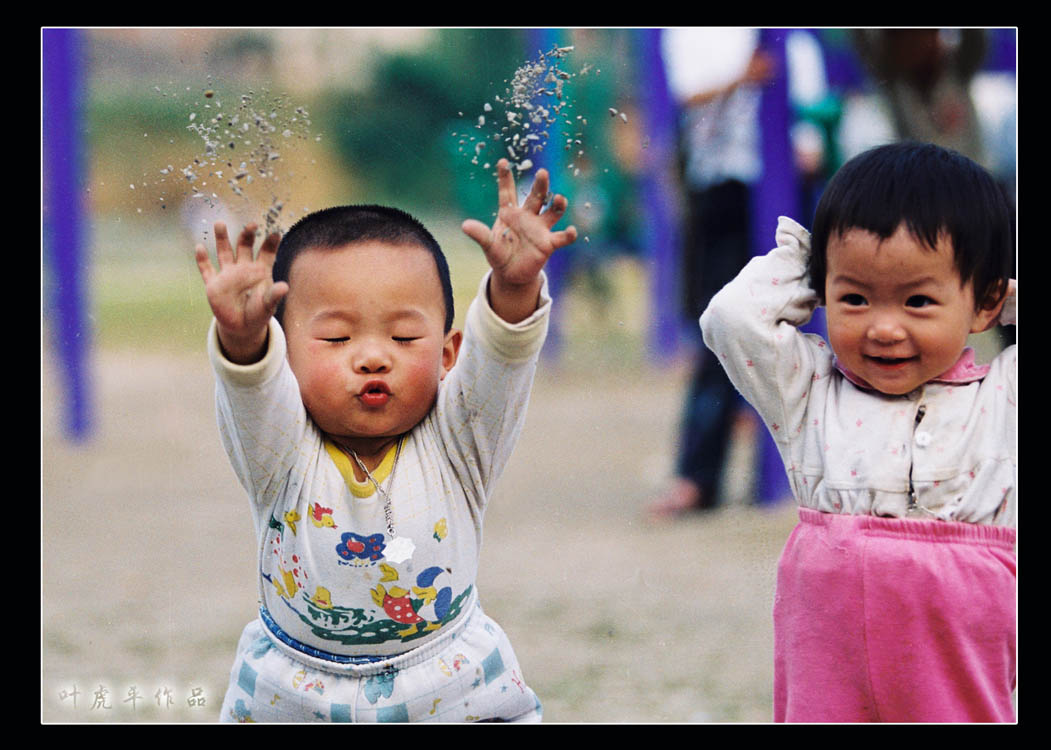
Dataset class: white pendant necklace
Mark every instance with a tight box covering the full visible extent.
[349,439,415,564]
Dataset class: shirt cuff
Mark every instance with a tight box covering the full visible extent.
[207,317,288,388]
[465,270,551,363]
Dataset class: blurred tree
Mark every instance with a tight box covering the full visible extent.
[211,31,276,79]
[572,29,642,258]
[322,29,526,212]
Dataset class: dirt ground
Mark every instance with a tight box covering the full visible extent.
[41,345,799,724]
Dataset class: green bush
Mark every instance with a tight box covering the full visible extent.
[322,29,527,212]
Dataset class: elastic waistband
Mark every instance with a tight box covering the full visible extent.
[798,507,1016,550]
[258,588,479,676]
[259,606,387,665]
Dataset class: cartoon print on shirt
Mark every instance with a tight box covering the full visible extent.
[336,531,386,565]
[371,566,455,637]
[272,566,298,599]
[262,493,468,648]
[311,586,333,609]
[433,518,448,542]
[266,541,309,599]
[308,503,337,529]
[265,553,472,647]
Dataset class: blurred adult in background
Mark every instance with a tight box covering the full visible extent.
[850,29,988,164]
[648,28,774,519]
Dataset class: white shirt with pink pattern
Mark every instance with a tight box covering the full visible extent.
[700,216,1017,527]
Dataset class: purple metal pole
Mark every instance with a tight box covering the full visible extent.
[43,28,93,441]
[527,27,568,360]
[753,28,797,504]
[636,28,682,363]
[986,28,1017,72]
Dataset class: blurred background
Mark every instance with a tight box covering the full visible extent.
[42,27,1016,723]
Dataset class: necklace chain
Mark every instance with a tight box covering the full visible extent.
[349,439,402,537]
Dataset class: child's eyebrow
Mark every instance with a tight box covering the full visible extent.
[829,274,944,290]
[310,308,430,324]
[310,309,358,323]
[898,276,944,290]
[828,273,872,288]
[383,309,430,324]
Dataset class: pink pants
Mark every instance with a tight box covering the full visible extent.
[774,508,1016,723]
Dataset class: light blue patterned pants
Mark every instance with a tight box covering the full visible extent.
[219,601,542,723]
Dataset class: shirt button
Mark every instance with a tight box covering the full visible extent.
[915,430,932,447]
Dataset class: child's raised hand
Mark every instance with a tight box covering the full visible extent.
[195,222,289,363]
[462,159,577,323]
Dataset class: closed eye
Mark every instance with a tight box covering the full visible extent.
[322,337,350,344]
[393,337,420,344]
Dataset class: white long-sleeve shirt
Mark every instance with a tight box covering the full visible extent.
[209,272,550,658]
[701,217,1017,527]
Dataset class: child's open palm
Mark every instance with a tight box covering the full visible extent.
[462,159,577,289]
[195,222,289,363]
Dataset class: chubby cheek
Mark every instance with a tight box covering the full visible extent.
[291,349,346,409]
[402,352,444,397]
[825,313,859,363]
[916,328,968,371]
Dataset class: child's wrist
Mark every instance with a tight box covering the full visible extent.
[486,273,542,324]
[489,270,541,296]
[217,323,270,364]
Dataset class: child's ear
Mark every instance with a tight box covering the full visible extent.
[440,329,463,379]
[970,279,1009,334]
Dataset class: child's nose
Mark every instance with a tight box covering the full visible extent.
[353,341,391,373]
[867,315,907,343]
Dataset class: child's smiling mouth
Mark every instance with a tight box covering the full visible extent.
[864,354,918,370]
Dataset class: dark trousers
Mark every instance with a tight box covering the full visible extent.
[676,179,753,506]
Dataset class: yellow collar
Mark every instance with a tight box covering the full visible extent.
[324,438,403,498]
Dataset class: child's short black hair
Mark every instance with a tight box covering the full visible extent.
[809,141,1014,307]
[272,204,455,332]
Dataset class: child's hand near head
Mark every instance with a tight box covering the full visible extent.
[461,158,577,323]
[195,222,289,365]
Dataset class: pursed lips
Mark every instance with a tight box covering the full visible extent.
[357,380,392,407]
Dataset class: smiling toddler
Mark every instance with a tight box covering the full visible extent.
[701,141,1017,722]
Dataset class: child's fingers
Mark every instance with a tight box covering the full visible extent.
[213,222,234,267]
[194,244,215,283]
[263,280,290,314]
[257,231,282,268]
[549,225,578,249]
[495,159,518,210]
[235,223,260,263]
[522,169,550,214]
[541,193,568,227]
[461,219,492,251]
